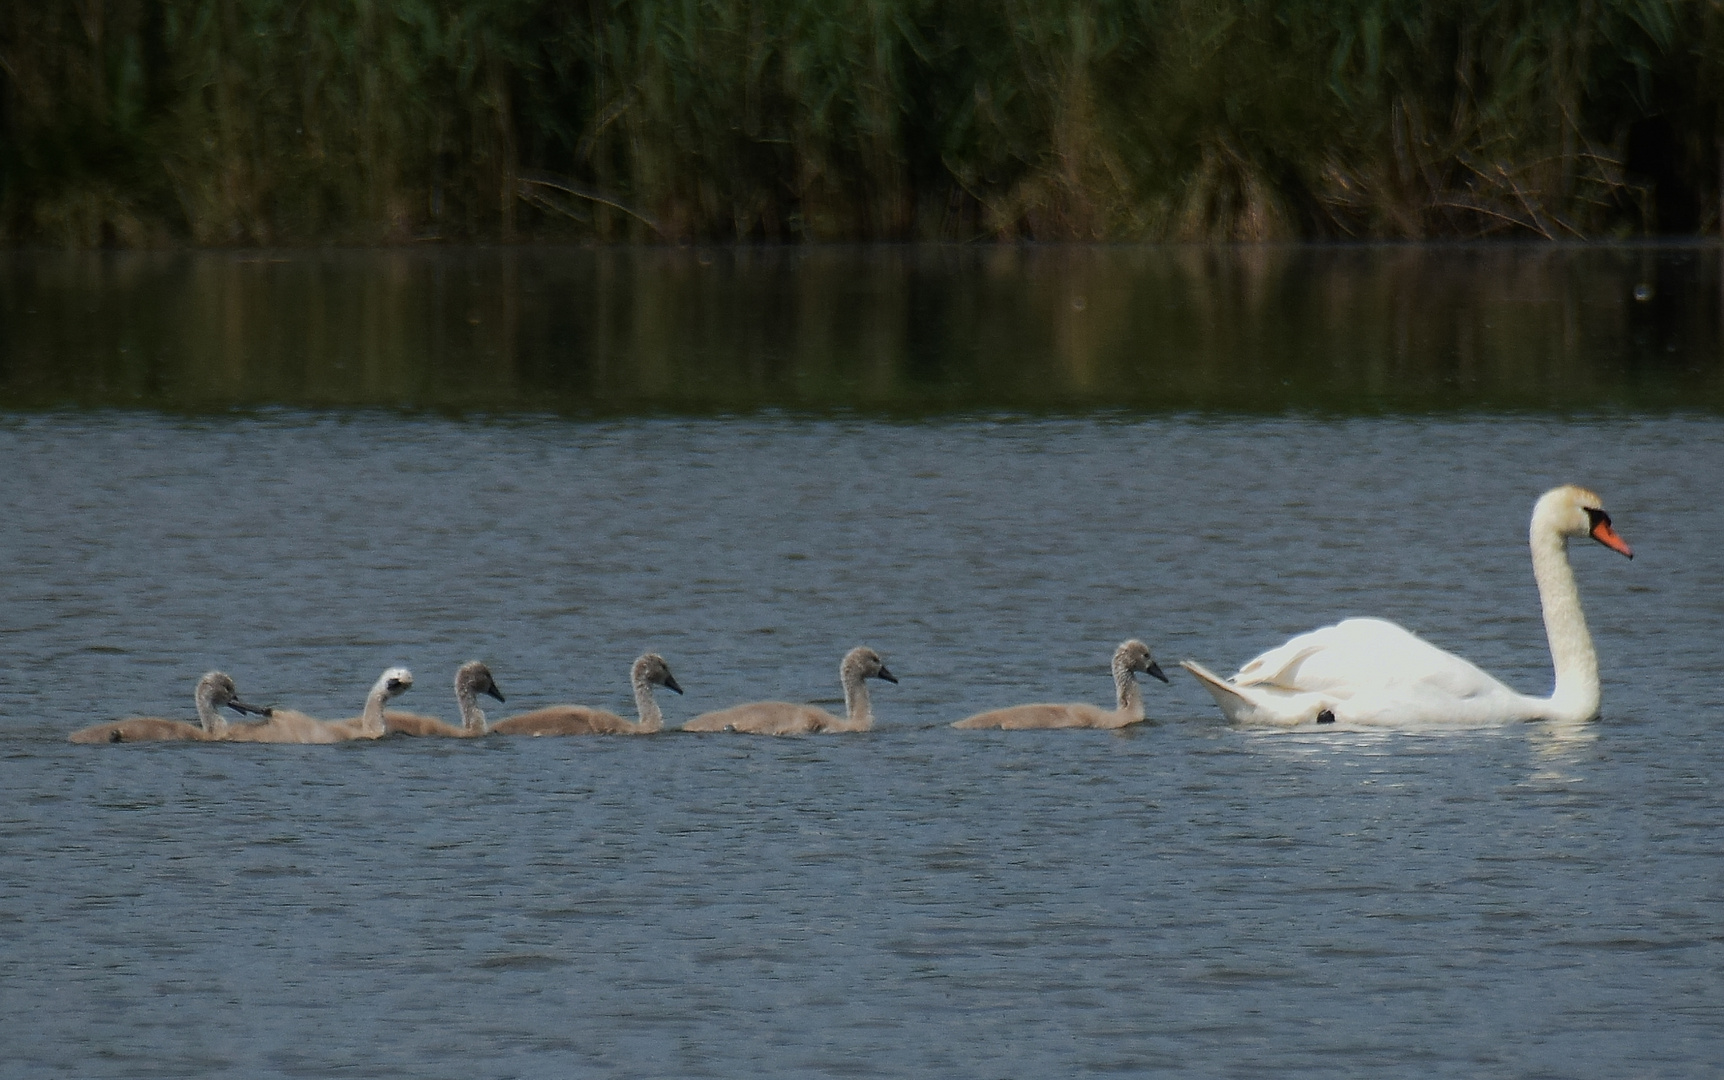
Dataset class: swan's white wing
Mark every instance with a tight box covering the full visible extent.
[1234,618,1511,698]
[1225,616,1540,726]
[1181,660,1335,726]
[1233,639,1325,687]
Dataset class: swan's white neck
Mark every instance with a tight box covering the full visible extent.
[455,685,488,735]
[1111,659,1144,722]
[840,669,873,732]
[628,670,662,733]
[1530,522,1599,722]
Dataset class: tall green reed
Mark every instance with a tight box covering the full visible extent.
[0,0,1717,244]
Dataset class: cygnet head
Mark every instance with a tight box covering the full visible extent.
[1114,639,1169,683]
[841,646,897,684]
[196,671,271,716]
[374,666,414,700]
[634,653,683,694]
[455,660,505,703]
[1534,485,1633,558]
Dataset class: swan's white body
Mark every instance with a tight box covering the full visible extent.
[1182,485,1633,728]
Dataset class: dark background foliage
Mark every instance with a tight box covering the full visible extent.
[3,0,1721,245]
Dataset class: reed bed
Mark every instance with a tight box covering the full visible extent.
[2,0,1720,245]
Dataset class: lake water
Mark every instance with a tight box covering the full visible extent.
[3,244,1722,413]
[1,247,1721,1078]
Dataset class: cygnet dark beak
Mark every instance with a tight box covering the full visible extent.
[875,665,898,684]
[226,698,270,716]
[485,683,506,703]
[1145,661,1169,683]
[663,674,684,695]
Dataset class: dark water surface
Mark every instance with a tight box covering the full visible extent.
[2,248,1722,1078]
[3,245,1723,413]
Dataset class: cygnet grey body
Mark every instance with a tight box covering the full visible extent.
[492,654,681,735]
[230,667,413,743]
[953,639,1167,730]
[69,672,270,743]
[386,661,504,737]
[683,647,896,735]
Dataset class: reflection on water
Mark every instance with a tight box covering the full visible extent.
[1,245,1721,413]
[1525,720,1602,786]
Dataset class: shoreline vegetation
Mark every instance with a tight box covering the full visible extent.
[3,1,1723,247]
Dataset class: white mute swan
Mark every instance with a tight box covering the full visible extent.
[682,646,896,734]
[230,667,414,743]
[386,661,504,737]
[70,672,270,743]
[1182,484,1633,727]
[953,639,1168,729]
[491,654,682,736]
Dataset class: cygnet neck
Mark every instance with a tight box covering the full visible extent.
[194,686,229,739]
[1111,655,1144,722]
[454,683,489,735]
[1530,520,1599,723]
[631,664,664,733]
[357,674,396,737]
[840,663,873,732]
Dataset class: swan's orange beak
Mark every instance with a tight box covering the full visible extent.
[1590,518,1633,559]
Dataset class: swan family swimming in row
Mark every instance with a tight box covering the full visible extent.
[69,485,1633,744]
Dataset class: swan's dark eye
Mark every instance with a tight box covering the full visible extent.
[1583,507,1611,528]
